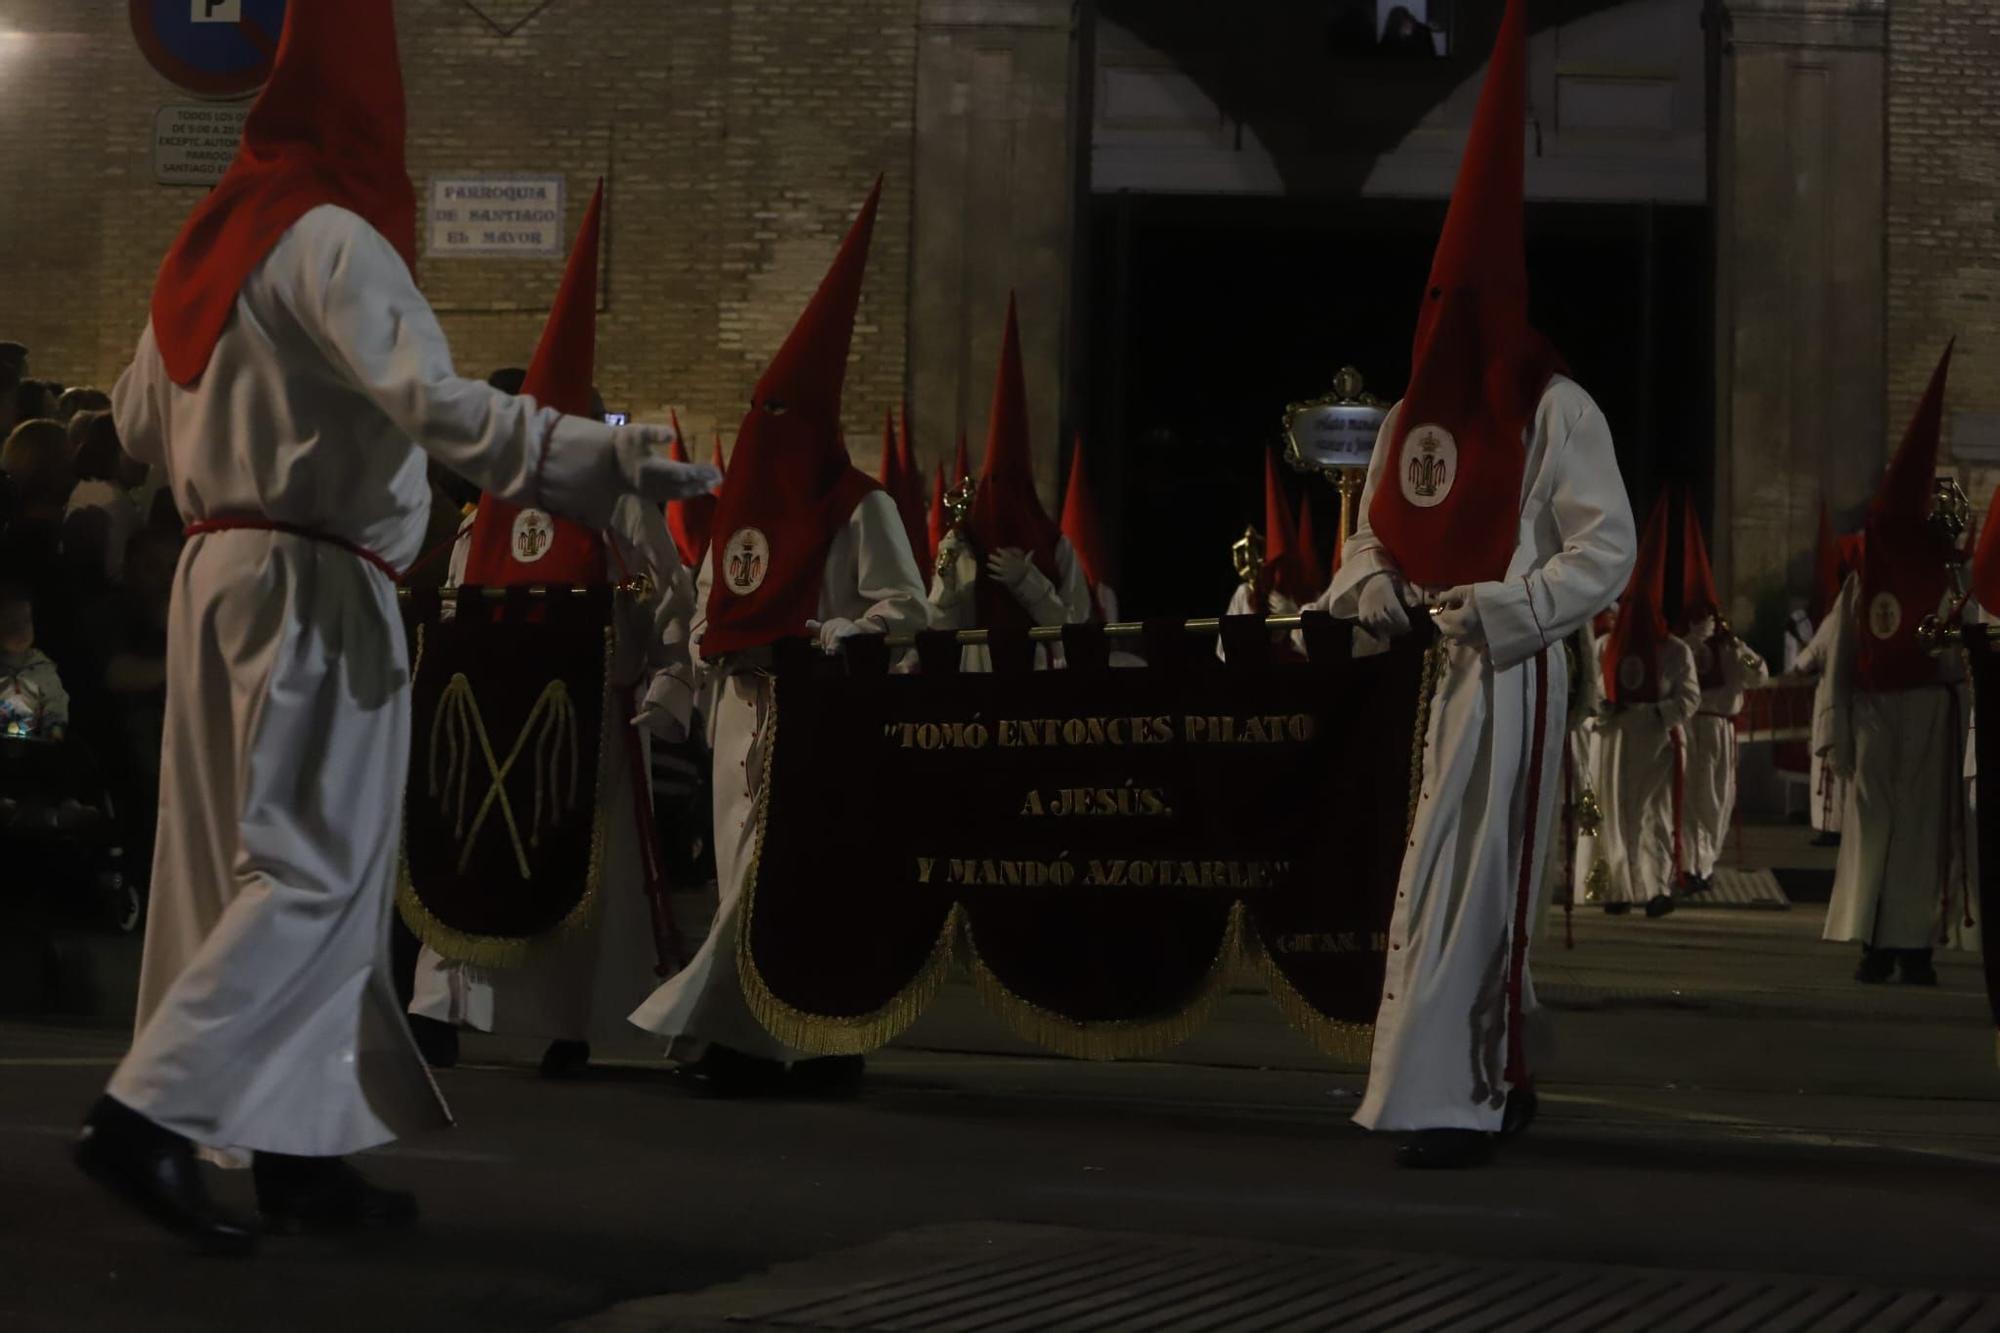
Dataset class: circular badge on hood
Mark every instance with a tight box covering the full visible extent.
[1399,424,1457,509]
[511,509,555,564]
[1868,592,1902,641]
[722,528,771,595]
[1618,655,1647,693]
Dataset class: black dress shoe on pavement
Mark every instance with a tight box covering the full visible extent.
[1395,1129,1496,1170]
[1680,875,1713,896]
[1644,894,1676,919]
[539,1039,591,1079]
[790,1055,866,1096]
[253,1154,418,1235]
[1899,952,1940,987]
[1854,947,1895,984]
[676,1044,792,1097]
[409,1015,459,1069]
[1499,1087,1539,1143]
[1602,901,1632,916]
[74,1096,258,1256]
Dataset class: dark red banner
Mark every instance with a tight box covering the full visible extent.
[740,615,1436,1059]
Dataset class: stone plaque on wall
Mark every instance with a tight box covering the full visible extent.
[152,104,248,186]
[427,176,568,259]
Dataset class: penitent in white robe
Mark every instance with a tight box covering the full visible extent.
[629,491,931,1061]
[1792,609,1847,834]
[928,535,1092,672]
[1678,633,1768,880]
[1592,637,1701,906]
[106,205,638,1158]
[407,499,697,1043]
[1821,574,1977,951]
[1319,377,1636,1133]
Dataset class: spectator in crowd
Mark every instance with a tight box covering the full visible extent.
[56,387,112,423]
[0,583,68,741]
[3,418,73,565]
[15,379,62,425]
[1382,5,1440,57]
[64,411,141,583]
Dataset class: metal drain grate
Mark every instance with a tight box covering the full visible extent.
[724,1235,2000,1333]
[1695,869,1791,910]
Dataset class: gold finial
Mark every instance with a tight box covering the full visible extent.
[1231,525,1266,585]
[936,478,980,577]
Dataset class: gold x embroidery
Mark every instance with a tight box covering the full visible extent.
[428,674,581,878]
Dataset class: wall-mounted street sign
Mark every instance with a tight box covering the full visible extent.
[130,0,288,100]
[153,103,249,186]
[427,176,569,259]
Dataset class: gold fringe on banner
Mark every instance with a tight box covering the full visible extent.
[397,626,616,970]
[1243,928,1376,1066]
[737,676,966,1056]
[962,904,1246,1061]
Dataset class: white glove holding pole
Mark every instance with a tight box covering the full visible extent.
[1428,584,1485,645]
[1356,571,1413,638]
[933,532,977,610]
[987,547,1057,612]
[632,668,696,744]
[806,617,870,655]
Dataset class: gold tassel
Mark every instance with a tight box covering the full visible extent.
[1243,927,1376,1066]
[963,904,1246,1061]
[737,675,964,1055]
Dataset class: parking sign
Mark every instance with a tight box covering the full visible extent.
[130,0,287,99]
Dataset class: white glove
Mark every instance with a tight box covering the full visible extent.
[1355,572,1412,638]
[1428,585,1484,645]
[632,669,695,744]
[806,617,871,655]
[987,548,1057,612]
[615,424,723,503]
[1266,590,1300,618]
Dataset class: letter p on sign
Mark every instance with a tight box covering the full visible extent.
[193,0,243,21]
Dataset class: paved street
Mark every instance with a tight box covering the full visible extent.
[4,845,1998,1331]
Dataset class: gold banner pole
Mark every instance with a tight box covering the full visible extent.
[881,615,1305,650]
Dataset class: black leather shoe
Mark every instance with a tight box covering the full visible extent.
[1644,894,1676,919]
[1499,1087,1539,1143]
[1602,901,1632,916]
[790,1055,866,1096]
[253,1155,417,1235]
[676,1044,792,1097]
[73,1097,258,1256]
[539,1040,591,1079]
[1899,951,1940,987]
[408,1016,459,1070]
[1854,948,1895,984]
[1395,1129,1496,1170]
[1681,874,1713,896]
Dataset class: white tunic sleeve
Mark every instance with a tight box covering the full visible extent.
[847,490,931,638]
[1049,539,1095,626]
[286,206,627,526]
[1477,385,1637,671]
[1658,638,1702,729]
[110,326,169,470]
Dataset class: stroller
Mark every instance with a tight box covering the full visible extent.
[0,732,144,935]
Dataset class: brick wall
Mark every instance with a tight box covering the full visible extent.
[1886,0,2000,506]
[0,0,918,451]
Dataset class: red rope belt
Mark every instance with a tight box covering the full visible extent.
[184,517,402,583]
[1503,648,1550,1087]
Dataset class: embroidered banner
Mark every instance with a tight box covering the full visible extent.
[740,615,1437,1060]
[397,588,614,968]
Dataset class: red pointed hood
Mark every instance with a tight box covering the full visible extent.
[462,182,607,586]
[665,409,718,569]
[1259,449,1311,604]
[968,295,1063,631]
[929,463,949,567]
[1061,433,1113,600]
[1680,488,1721,627]
[1367,0,1561,588]
[1809,502,1842,624]
[1858,343,1955,690]
[704,180,886,656]
[1296,496,1325,590]
[877,408,904,490]
[896,403,932,568]
[151,0,417,386]
[953,430,971,486]
[1974,487,2000,616]
[1603,493,1672,704]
